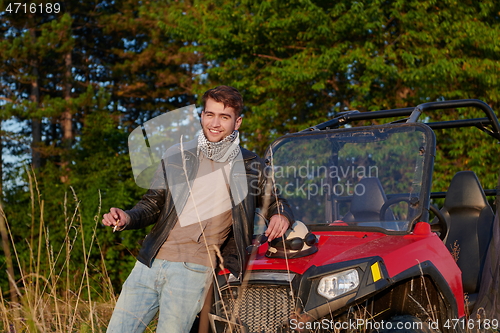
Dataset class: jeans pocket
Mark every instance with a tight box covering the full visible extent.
[182,262,210,274]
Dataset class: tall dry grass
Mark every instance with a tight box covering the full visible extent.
[0,171,116,333]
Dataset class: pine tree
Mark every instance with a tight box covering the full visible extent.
[0,0,201,295]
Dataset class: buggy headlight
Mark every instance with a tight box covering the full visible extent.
[317,269,359,300]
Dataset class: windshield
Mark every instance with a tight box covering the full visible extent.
[266,123,434,233]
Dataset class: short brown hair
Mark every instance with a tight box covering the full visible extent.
[202,85,244,117]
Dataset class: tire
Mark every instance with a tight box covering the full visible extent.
[374,315,438,333]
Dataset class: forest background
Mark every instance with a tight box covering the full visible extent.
[1,0,500,331]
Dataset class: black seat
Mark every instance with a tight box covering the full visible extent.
[440,171,495,300]
[343,178,397,228]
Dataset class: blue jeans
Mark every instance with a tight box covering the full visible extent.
[106,259,212,333]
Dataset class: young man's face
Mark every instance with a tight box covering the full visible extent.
[201,98,242,142]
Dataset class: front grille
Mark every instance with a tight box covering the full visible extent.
[219,284,294,333]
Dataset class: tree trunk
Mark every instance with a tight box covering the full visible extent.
[62,52,73,144]
[60,51,73,183]
[29,27,42,170]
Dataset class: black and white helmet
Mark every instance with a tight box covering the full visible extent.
[266,221,318,259]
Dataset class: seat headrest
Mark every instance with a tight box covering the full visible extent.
[351,177,387,216]
[444,171,488,210]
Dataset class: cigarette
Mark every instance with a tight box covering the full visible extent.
[113,219,120,232]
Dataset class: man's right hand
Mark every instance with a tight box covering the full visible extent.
[102,207,130,231]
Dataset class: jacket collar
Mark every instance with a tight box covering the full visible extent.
[241,147,258,161]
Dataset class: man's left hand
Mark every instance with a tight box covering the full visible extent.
[265,215,290,241]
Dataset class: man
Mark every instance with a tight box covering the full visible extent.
[102,85,294,332]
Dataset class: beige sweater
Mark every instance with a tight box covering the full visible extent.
[155,156,233,268]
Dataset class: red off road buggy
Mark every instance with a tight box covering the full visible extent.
[207,99,500,333]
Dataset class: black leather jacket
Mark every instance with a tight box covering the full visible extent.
[123,142,294,278]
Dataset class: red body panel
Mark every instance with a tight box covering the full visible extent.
[243,222,465,317]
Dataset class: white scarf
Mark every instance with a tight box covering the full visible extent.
[197,130,241,162]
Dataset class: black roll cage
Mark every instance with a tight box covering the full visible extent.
[303,99,500,198]
[304,99,500,142]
